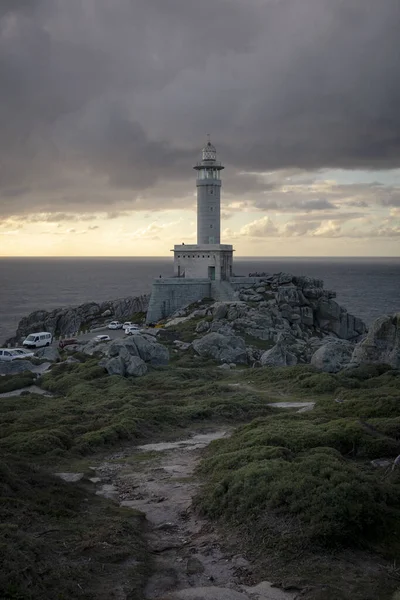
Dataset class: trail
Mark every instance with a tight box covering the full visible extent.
[0,384,53,398]
[92,429,296,600]
[227,382,315,412]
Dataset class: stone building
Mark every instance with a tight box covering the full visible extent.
[146,139,235,323]
[173,140,233,281]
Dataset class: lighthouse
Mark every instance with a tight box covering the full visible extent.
[194,138,224,244]
[146,139,235,323]
[172,139,233,281]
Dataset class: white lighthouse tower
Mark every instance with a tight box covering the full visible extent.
[173,139,233,281]
[195,137,224,244]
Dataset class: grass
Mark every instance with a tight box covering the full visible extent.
[2,350,400,599]
[194,363,400,599]
[0,372,36,394]
[0,359,274,461]
[0,455,149,600]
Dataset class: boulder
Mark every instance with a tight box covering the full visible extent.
[196,319,210,334]
[81,341,110,356]
[104,353,147,377]
[311,339,354,373]
[277,286,301,307]
[212,302,229,320]
[260,342,297,367]
[108,338,139,358]
[316,298,341,322]
[0,360,36,375]
[109,335,169,366]
[192,332,248,364]
[35,347,61,362]
[104,356,125,376]
[350,313,400,369]
[133,335,169,366]
[125,356,148,377]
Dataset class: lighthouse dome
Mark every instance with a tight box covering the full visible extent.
[202,141,217,161]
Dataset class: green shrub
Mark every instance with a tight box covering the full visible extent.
[198,437,399,548]
[0,455,149,599]
[0,373,36,394]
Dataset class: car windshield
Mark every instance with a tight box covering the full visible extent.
[26,335,36,341]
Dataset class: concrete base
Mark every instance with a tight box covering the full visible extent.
[145,276,268,324]
[146,278,211,324]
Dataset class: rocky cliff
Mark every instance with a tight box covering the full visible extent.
[6,294,149,345]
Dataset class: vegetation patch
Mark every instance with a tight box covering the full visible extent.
[0,455,149,600]
[0,360,273,461]
[195,364,400,599]
[0,372,36,394]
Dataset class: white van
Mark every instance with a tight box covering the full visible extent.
[22,332,53,348]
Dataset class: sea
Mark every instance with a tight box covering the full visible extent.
[0,257,399,344]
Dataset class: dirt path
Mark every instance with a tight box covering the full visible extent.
[227,382,315,412]
[0,384,53,398]
[90,429,296,600]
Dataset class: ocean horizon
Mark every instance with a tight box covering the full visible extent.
[1,256,399,343]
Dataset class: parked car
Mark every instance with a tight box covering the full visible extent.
[107,321,123,330]
[59,338,79,350]
[124,324,141,335]
[22,332,52,348]
[12,348,35,358]
[123,321,133,329]
[0,349,22,361]
[93,334,111,343]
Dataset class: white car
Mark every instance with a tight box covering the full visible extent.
[124,325,141,335]
[108,321,123,330]
[12,348,35,358]
[0,349,22,361]
[123,321,133,329]
[93,334,111,343]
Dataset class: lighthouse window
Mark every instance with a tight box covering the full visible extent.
[209,188,214,195]
[210,224,213,228]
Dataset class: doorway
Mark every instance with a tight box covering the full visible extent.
[208,266,216,280]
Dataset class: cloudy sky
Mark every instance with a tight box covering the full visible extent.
[1,0,400,256]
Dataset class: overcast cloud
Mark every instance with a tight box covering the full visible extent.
[0,0,400,220]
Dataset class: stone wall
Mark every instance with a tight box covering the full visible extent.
[146,278,211,324]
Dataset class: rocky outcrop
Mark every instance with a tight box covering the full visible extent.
[0,360,51,375]
[260,342,297,367]
[192,332,248,364]
[350,313,400,369]
[6,294,149,345]
[35,347,61,363]
[94,334,169,377]
[232,273,367,342]
[165,272,368,368]
[310,338,354,373]
[104,355,148,377]
[0,360,36,375]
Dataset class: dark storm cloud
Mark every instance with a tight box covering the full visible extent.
[0,0,400,217]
